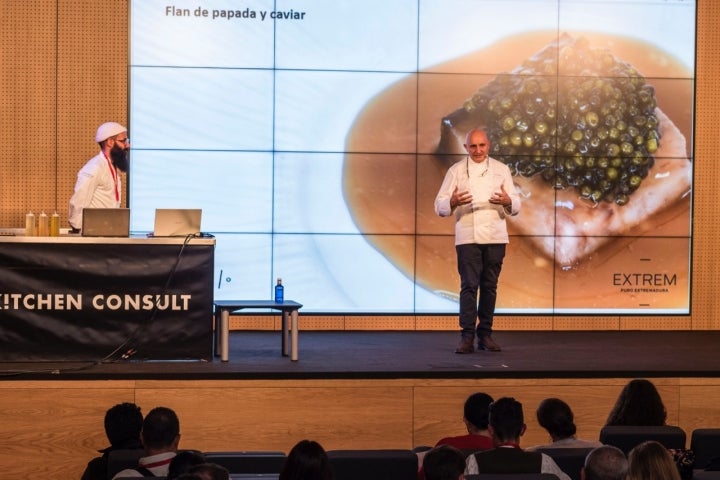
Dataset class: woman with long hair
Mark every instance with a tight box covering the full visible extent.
[606,378,667,426]
[627,440,681,480]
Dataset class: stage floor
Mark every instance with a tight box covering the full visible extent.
[1,330,719,380]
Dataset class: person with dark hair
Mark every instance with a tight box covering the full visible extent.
[279,439,333,480]
[417,392,494,479]
[465,397,570,480]
[605,378,667,426]
[188,462,230,480]
[167,450,207,480]
[582,445,628,480]
[112,406,181,479]
[627,440,681,480]
[423,445,466,480]
[436,392,495,451]
[81,402,143,480]
[526,398,603,451]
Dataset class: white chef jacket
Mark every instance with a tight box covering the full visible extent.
[434,156,521,245]
[68,151,121,229]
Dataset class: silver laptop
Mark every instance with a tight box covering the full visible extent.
[81,208,130,237]
[152,208,202,237]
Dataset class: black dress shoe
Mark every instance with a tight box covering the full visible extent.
[455,337,475,354]
[478,335,501,352]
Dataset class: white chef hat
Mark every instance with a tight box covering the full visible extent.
[95,122,127,143]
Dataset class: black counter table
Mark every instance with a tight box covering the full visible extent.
[0,233,215,362]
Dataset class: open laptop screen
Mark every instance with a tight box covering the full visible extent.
[152,208,202,237]
[81,208,130,237]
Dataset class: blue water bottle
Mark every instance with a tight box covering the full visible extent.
[274,277,284,303]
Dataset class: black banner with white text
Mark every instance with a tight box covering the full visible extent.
[0,240,214,361]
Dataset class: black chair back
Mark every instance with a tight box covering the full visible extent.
[229,475,280,480]
[327,449,418,480]
[599,425,686,454]
[203,451,287,474]
[465,475,560,480]
[691,428,720,469]
[692,472,720,480]
[535,447,595,480]
[106,448,145,480]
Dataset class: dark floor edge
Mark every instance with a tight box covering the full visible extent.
[2,368,719,381]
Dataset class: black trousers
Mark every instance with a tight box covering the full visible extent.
[456,243,506,338]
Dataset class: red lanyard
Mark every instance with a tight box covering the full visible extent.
[141,457,173,468]
[103,152,119,202]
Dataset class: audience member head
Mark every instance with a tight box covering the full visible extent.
[536,397,577,441]
[104,402,143,449]
[423,445,466,480]
[463,392,494,433]
[606,378,667,426]
[582,445,628,480]
[627,440,681,480]
[141,406,181,454]
[188,462,230,480]
[488,397,526,445]
[279,439,333,480]
[167,450,207,480]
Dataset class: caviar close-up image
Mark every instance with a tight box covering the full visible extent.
[443,34,663,207]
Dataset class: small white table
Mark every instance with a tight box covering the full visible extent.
[214,300,303,362]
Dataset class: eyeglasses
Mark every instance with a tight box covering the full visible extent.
[115,137,130,144]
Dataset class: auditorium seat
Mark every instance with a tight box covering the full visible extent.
[203,451,287,474]
[229,475,279,480]
[327,449,418,480]
[464,474,560,480]
[599,425,687,454]
[692,471,720,480]
[691,428,720,469]
[106,448,145,480]
[535,447,595,480]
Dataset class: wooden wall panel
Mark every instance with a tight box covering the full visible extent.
[134,381,415,451]
[691,0,720,329]
[0,1,57,225]
[0,380,136,479]
[678,381,720,433]
[57,0,129,226]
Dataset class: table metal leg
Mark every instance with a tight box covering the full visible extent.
[291,308,299,361]
[220,309,229,362]
[282,310,289,357]
[214,307,220,357]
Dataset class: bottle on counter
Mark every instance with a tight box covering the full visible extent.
[274,277,284,303]
[25,211,36,236]
[49,212,60,237]
[37,211,49,236]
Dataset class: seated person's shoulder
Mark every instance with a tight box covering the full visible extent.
[436,434,494,451]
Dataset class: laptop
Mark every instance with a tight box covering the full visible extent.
[152,208,202,237]
[81,208,130,237]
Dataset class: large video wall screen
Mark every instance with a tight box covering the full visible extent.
[129,0,695,314]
